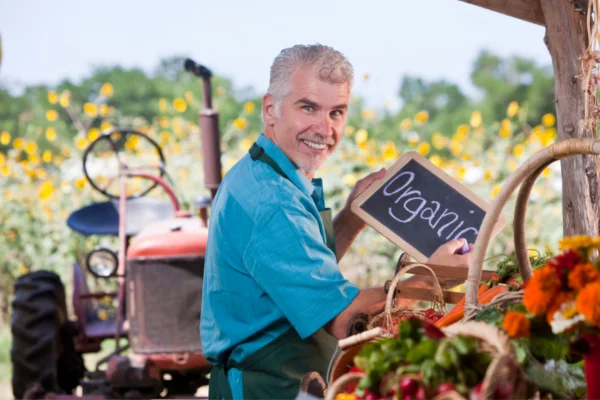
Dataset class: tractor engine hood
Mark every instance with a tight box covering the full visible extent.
[127,216,208,260]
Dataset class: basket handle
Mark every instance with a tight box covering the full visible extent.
[324,372,364,400]
[464,138,600,318]
[384,263,445,316]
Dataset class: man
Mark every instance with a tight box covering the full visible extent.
[200,44,472,400]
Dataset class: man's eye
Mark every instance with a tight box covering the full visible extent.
[302,105,314,112]
[331,110,344,117]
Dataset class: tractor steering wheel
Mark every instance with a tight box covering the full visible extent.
[82,128,167,200]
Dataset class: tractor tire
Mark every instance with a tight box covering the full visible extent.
[10,271,85,399]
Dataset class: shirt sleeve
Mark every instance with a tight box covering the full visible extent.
[243,202,359,339]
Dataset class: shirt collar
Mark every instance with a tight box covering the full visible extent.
[256,133,316,197]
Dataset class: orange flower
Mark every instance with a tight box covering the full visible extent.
[576,282,600,327]
[523,266,562,316]
[546,291,575,323]
[568,263,600,291]
[502,311,531,338]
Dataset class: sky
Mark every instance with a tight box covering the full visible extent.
[1,0,552,109]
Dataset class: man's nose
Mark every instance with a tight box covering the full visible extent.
[315,112,333,136]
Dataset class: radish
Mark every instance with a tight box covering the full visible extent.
[399,377,419,396]
[436,382,456,395]
[469,383,484,400]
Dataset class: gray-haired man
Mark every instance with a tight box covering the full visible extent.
[200,44,471,399]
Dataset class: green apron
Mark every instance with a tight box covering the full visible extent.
[208,143,338,400]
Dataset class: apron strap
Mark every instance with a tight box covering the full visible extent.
[249,143,289,180]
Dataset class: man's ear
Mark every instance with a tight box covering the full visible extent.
[263,94,276,126]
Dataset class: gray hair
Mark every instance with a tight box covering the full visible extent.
[267,44,354,116]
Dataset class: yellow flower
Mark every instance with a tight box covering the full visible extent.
[185,91,194,104]
[512,144,525,158]
[100,83,114,97]
[239,137,254,152]
[87,128,100,142]
[365,155,377,167]
[159,117,170,129]
[542,167,551,178]
[46,109,59,122]
[99,104,109,117]
[381,141,397,161]
[415,111,429,124]
[432,132,447,150]
[455,124,470,141]
[59,91,71,108]
[159,98,168,113]
[24,141,37,155]
[47,90,58,104]
[1,165,10,176]
[399,118,412,131]
[0,131,10,145]
[0,153,4,166]
[84,102,98,117]
[42,150,53,163]
[417,142,431,156]
[233,118,248,130]
[484,170,493,181]
[542,113,556,127]
[355,129,368,145]
[75,137,88,150]
[450,140,462,156]
[38,181,54,201]
[461,153,472,161]
[363,73,370,80]
[13,137,24,150]
[429,154,443,167]
[45,127,57,142]
[5,189,13,200]
[100,121,113,131]
[125,135,139,150]
[160,131,170,143]
[499,127,511,139]
[244,102,256,114]
[541,128,557,146]
[507,101,520,117]
[216,86,227,97]
[345,126,355,136]
[17,265,29,276]
[75,177,86,190]
[35,168,47,180]
[343,173,358,187]
[470,111,482,128]
[173,98,187,112]
[492,184,501,198]
[559,235,595,252]
[360,109,376,120]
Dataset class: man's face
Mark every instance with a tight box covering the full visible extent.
[263,67,350,179]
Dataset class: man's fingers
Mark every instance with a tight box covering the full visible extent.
[356,168,386,190]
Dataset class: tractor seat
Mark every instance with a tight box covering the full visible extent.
[67,197,175,236]
[72,263,128,340]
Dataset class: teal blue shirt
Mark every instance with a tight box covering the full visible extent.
[200,133,359,398]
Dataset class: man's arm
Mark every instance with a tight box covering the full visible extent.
[333,168,387,261]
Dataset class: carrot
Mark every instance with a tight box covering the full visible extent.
[477,284,509,305]
[434,284,488,328]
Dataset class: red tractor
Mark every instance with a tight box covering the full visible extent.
[10,59,222,399]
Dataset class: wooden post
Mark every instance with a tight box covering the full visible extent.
[540,0,600,237]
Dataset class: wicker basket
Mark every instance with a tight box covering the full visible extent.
[367,263,445,333]
[325,321,526,400]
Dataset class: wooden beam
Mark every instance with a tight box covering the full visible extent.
[459,0,545,26]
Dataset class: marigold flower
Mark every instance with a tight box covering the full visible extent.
[415,111,429,124]
[568,263,600,291]
[507,101,520,117]
[502,311,530,338]
[576,282,600,327]
[559,235,594,252]
[417,142,431,156]
[523,266,561,316]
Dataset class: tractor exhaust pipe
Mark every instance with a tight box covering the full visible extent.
[184,58,222,200]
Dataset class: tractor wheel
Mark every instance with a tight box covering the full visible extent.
[10,271,85,399]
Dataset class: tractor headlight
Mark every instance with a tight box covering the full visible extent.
[86,247,118,278]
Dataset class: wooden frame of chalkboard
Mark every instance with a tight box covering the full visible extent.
[351,151,507,263]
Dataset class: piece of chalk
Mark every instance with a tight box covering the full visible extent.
[455,240,470,255]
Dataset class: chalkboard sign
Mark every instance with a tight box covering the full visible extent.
[351,152,506,263]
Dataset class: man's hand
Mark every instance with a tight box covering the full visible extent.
[427,239,473,268]
[343,168,387,227]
